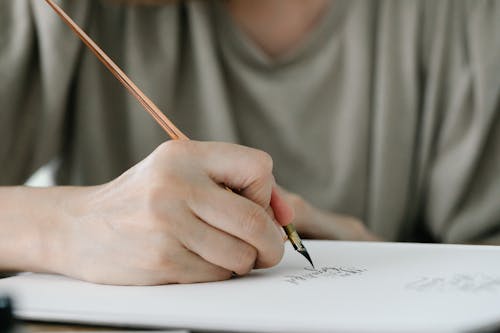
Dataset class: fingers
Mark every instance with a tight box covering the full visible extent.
[171,250,233,284]
[176,213,258,276]
[164,141,275,209]
[200,142,274,205]
[152,140,285,274]
[187,183,284,269]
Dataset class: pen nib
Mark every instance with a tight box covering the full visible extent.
[283,224,315,269]
[298,247,315,269]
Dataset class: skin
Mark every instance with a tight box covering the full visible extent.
[0,141,292,285]
[226,0,332,58]
[0,0,378,285]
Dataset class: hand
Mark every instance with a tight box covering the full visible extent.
[46,141,293,285]
[277,187,380,241]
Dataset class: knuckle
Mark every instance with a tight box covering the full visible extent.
[255,150,273,174]
[260,243,285,268]
[233,244,257,275]
[156,140,196,166]
[147,142,186,180]
[241,205,268,238]
[158,140,184,157]
[155,144,198,191]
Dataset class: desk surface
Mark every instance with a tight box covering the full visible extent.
[18,322,191,333]
[19,322,121,333]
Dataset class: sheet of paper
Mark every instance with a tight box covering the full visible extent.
[52,331,188,333]
[1,241,500,333]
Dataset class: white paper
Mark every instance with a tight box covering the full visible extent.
[1,241,500,333]
[53,331,188,333]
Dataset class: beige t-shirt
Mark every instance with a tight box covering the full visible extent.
[0,0,499,243]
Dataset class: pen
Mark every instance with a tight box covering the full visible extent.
[0,296,14,333]
[44,0,314,268]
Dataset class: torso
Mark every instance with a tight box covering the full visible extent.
[10,0,496,243]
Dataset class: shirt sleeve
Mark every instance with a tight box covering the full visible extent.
[0,0,89,185]
[422,0,500,244]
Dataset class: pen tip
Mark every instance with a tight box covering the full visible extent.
[282,224,315,268]
[298,248,315,269]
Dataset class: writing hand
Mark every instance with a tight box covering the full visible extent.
[46,141,291,285]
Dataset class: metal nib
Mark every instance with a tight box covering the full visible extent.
[283,224,315,269]
[298,247,315,269]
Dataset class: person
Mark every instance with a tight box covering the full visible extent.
[0,0,498,285]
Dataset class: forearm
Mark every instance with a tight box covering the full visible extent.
[311,208,381,241]
[280,188,382,241]
[0,186,78,273]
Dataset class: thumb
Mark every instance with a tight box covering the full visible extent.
[270,186,295,226]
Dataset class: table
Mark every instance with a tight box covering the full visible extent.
[17,322,191,333]
[18,322,122,333]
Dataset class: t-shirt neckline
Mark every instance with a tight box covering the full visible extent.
[213,0,349,70]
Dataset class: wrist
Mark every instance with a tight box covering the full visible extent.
[17,187,73,274]
[35,187,70,274]
[37,185,99,275]
[0,186,91,274]
[0,187,50,272]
